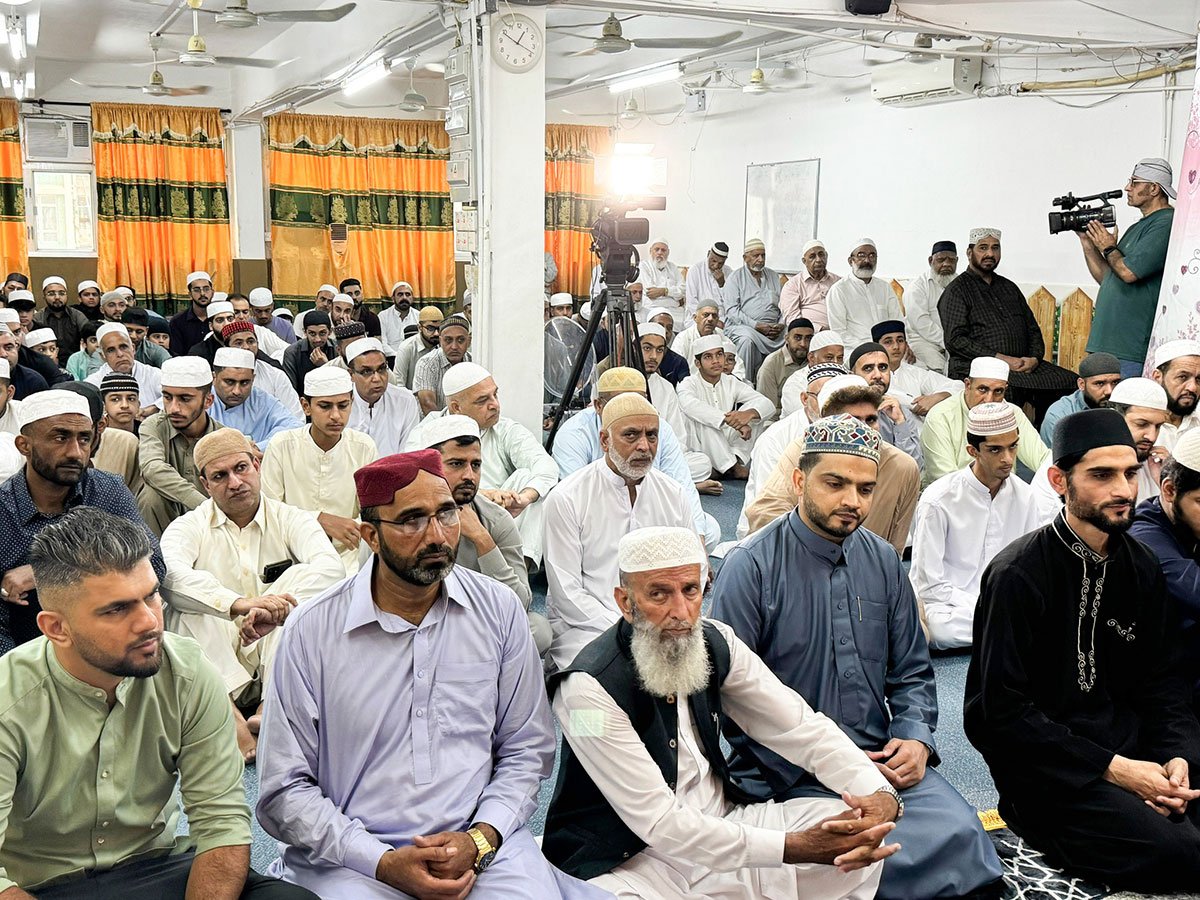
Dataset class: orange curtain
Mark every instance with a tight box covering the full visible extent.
[268,112,454,308]
[92,103,232,309]
[545,124,613,300]
[0,100,27,277]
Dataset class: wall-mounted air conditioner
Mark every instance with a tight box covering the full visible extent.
[23,117,92,164]
[871,56,982,107]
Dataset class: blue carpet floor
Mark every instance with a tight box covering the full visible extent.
[243,478,1001,872]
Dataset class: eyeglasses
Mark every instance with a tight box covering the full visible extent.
[373,506,460,535]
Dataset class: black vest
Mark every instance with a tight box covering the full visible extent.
[542,619,752,880]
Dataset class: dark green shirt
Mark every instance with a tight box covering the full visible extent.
[1086,206,1173,361]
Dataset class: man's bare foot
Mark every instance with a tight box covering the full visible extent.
[233,703,257,764]
[728,463,750,480]
[696,479,724,495]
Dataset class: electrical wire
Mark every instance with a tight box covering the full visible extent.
[1072,1,1196,38]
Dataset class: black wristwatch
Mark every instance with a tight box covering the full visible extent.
[1102,245,1120,259]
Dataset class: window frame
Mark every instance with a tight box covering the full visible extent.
[24,161,98,257]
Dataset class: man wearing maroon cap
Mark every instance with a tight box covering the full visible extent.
[256,451,610,900]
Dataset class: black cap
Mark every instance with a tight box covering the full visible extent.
[147,318,169,336]
[848,342,888,371]
[1052,408,1135,465]
[1077,352,1121,378]
[3,273,27,287]
[871,320,906,342]
[51,381,102,424]
[931,241,956,255]
[305,311,332,329]
[786,317,814,332]
[121,308,149,327]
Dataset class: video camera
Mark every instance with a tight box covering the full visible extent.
[1048,190,1122,235]
[591,196,667,287]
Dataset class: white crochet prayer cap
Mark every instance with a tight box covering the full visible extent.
[7,289,32,303]
[161,357,213,388]
[276,307,294,319]
[809,330,844,353]
[1109,377,1168,411]
[579,301,592,321]
[968,227,1002,244]
[423,414,481,448]
[96,322,129,343]
[332,293,354,306]
[344,337,385,364]
[19,391,90,428]
[115,286,134,298]
[851,237,876,250]
[692,334,723,356]
[77,280,99,294]
[41,276,65,290]
[442,361,492,397]
[0,309,17,325]
[966,401,1018,436]
[969,357,1010,381]
[206,300,234,317]
[618,526,706,574]
[802,239,825,254]
[646,307,674,322]
[638,322,667,341]
[1154,339,1200,370]
[100,290,125,305]
[186,270,212,286]
[23,328,55,347]
[303,367,353,397]
[391,280,413,294]
[817,373,869,412]
[213,347,255,370]
[1172,428,1200,472]
[550,292,573,306]
[248,287,273,308]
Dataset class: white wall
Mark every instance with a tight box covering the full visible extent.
[613,79,1194,286]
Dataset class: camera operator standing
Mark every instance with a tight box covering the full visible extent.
[1080,157,1175,377]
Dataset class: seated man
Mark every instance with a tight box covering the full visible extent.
[392,305,442,389]
[966,409,1200,890]
[186,298,236,363]
[638,322,716,491]
[85,323,162,420]
[911,402,1041,649]
[0,508,317,900]
[147,316,172,352]
[871,319,960,417]
[412,313,471,415]
[65,319,103,382]
[756,317,814,416]
[825,239,904,351]
[0,358,19,435]
[421,413,551,655]
[714,417,1004,899]
[677,334,775,480]
[1150,338,1200,450]
[137,357,224,536]
[920,356,1048,486]
[121,307,171,368]
[544,393,696,672]
[847,341,922,464]
[644,306,692,384]
[221,320,304,420]
[1131,427,1200,713]
[671,301,745,381]
[260,367,378,574]
[1039,351,1123,444]
[721,238,784,381]
[378,280,420,354]
[209,347,302,452]
[552,367,720,550]
[255,451,608,900]
[346,336,420,455]
[249,286,297,346]
[281,310,337,396]
[938,227,1076,423]
[31,275,87,368]
[54,380,142,497]
[161,428,344,762]
[546,525,901,899]
[0,391,165,653]
[23,328,61,371]
[900,240,958,372]
[744,382,921,555]
[779,330,845,417]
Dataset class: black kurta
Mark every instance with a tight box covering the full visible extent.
[965,512,1200,889]
[938,268,1077,389]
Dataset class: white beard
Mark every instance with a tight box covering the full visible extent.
[630,608,711,699]
[853,264,875,280]
[654,260,669,271]
[931,268,957,290]
[608,446,654,480]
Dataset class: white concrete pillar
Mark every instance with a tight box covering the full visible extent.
[227,123,267,261]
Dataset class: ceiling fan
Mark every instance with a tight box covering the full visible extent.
[558,13,742,57]
[337,59,448,113]
[197,0,355,27]
[563,95,683,122]
[71,51,210,96]
[692,51,812,95]
[129,2,278,67]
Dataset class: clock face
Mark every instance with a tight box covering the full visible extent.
[492,13,543,73]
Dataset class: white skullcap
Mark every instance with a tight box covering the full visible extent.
[332,292,354,306]
[248,287,273,308]
[213,347,255,370]
[969,357,1010,381]
[852,237,876,250]
[211,292,228,304]
[344,337,385,364]
[41,276,66,291]
[423,414,481,448]
[969,227,1002,244]
[77,280,99,294]
[0,359,7,379]
[809,330,844,353]
[818,373,869,412]
[23,328,55,347]
[463,290,473,305]
[276,307,294,319]
[443,361,493,397]
[161,356,213,388]
[802,239,825,255]
[550,292,573,307]
[0,309,18,325]
[115,286,134,298]
[7,289,32,303]
[651,239,669,249]
[1172,428,1200,472]
[100,290,125,305]
[646,307,674,322]
[967,401,1019,436]
[579,301,592,321]
[1109,377,1168,411]
[639,322,667,341]
[692,334,724,357]
[97,322,129,343]
[618,525,706,574]
[19,391,90,428]
[1154,339,1200,370]
[303,366,353,397]
[206,300,234,318]
[317,283,337,295]
[722,338,737,354]
[391,280,413,294]
[186,270,212,286]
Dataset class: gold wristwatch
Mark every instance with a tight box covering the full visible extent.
[466,827,497,874]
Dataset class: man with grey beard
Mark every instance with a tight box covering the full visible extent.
[543,392,697,673]
[545,525,901,899]
[899,241,958,372]
[825,239,905,353]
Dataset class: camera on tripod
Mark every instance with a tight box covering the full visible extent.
[1048,190,1122,235]
[591,196,667,287]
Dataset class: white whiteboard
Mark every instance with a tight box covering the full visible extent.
[744,158,820,274]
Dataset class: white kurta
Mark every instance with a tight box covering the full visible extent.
[87,361,162,409]
[379,305,420,355]
[672,325,747,380]
[888,360,961,405]
[1156,414,1200,453]
[677,373,775,473]
[685,260,731,320]
[480,416,559,568]
[649,371,711,483]
[255,360,303,420]
[779,369,809,419]
[0,398,21,436]
[912,465,1042,649]
[738,408,809,539]
[638,259,686,326]
[254,323,290,359]
[260,424,378,574]
[160,496,345,698]
[348,383,419,456]
[556,619,887,900]
[825,275,904,353]
[1030,455,1160,526]
[543,459,696,672]
[900,270,949,372]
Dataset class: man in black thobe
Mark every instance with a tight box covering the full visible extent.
[966,408,1200,890]
[938,227,1076,425]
